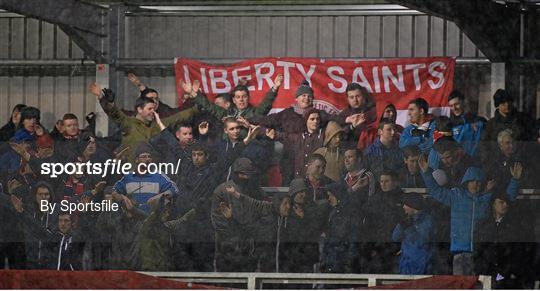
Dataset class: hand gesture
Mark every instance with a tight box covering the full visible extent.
[218,202,233,219]
[418,154,429,173]
[192,80,200,95]
[88,83,103,99]
[7,179,22,195]
[352,114,366,128]
[238,77,249,86]
[510,162,523,180]
[9,142,27,157]
[198,122,209,136]
[266,128,276,140]
[81,195,92,207]
[127,73,142,87]
[122,195,134,210]
[345,113,366,128]
[10,195,24,213]
[179,80,193,96]
[113,146,130,160]
[293,205,304,219]
[224,185,240,199]
[236,116,251,128]
[92,181,107,196]
[486,179,497,192]
[273,74,283,90]
[153,111,166,130]
[244,125,261,145]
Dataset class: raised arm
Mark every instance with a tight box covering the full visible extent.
[127,73,147,92]
[88,83,128,128]
[224,184,274,217]
[161,106,199,128]
[151,112,190,162]
[506,162,522,201]
[418,154,453,206]
[253,74,282,116]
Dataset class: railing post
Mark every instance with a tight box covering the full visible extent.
[247,274,257,290]
[368,277,377,287]
[478,275,492,290]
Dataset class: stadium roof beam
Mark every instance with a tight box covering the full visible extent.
[0,0,107,62]
[390,0,524,62]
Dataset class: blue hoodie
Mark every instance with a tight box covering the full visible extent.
[422,167,519,254]
[392,211,434,275]
[399,119,437,153]
[451,114,485,158]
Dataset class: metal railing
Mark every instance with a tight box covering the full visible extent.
[139,272,492,289]
[261,187,540,199]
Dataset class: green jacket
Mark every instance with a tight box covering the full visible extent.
[138,208,196,271]
[194,88,278,120]
[99,98,199,161]
[138,211,173,271]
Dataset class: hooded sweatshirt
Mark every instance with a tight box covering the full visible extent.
[314,121,345,182]
[422,166,519,253]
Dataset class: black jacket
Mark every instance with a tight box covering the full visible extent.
[474,211,533,285]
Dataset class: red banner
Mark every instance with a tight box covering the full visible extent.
[0,270,223,289]
[175,57,455,122]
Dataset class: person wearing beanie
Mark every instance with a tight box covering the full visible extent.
[247,79,337,186]
[249,79,336,134]
[211,155,274,272]
[482,88,535,143]
[447,90,486,158]
[418,153,522,275]
[392,193,434,275]
[277,172,332,273]
[0,104,26,142]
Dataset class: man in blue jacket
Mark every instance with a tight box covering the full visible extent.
[399,98,437,154]
[392,193,434,275]
[418,154,522,275]
[113,142,179,215]
[447,90,486,158]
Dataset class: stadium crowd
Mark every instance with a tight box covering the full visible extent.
[0,72,539,288]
